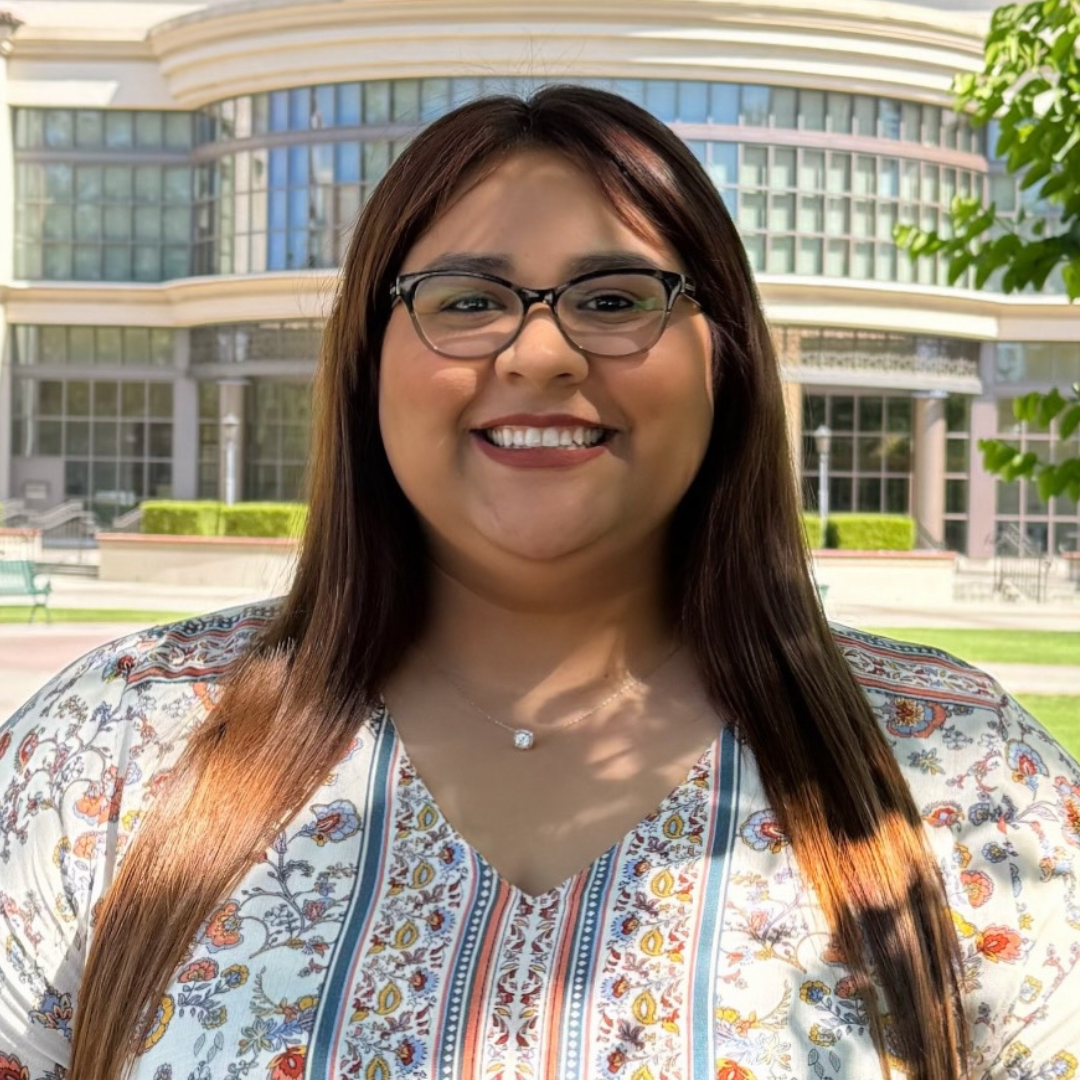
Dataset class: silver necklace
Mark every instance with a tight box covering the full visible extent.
[423,645,679,751]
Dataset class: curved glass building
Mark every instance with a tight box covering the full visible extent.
[1,0,1078,556]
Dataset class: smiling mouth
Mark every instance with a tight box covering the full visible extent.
[476,425,614,449]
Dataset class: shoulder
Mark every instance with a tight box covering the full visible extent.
[830,626,1080,1066]
[0,598,284,861]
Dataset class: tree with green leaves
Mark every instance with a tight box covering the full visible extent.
[895,0,1080,505]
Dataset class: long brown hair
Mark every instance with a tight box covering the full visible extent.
[71,86,966,1079]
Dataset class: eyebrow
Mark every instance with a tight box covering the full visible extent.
[416,250,665,278]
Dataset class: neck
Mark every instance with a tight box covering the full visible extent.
[418,539,675,695]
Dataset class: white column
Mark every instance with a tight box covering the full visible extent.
[0,14,21,505]
[218,380,247,503]
[912,392,947,548]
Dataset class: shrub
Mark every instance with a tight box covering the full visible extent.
[141,500,221,537]
[219,502,307,538]
[802,514,839,549]
[830,513,915,551]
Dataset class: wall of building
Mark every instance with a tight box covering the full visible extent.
[1,0,1077,556]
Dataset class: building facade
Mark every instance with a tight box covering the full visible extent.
[1,0,1078,557]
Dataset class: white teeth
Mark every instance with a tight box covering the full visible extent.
[482,425,609,450]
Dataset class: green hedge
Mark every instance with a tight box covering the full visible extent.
[141,500,222,537]
[803,513,914,550]
[140,500,306,538]
[220,502,307,538]
[831,513,915,550]
[802,514,839,549]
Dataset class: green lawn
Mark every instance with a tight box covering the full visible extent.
[1017,696,1080,761]
[0,607,196,625]
[864,628,1079,667]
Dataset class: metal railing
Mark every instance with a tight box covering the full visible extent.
[993,524,1052,602]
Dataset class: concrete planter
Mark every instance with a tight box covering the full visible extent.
[811,550,957,607]
[99,533,298,591]
[0,528,44,563]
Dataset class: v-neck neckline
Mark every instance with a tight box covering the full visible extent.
[371,702,721,903]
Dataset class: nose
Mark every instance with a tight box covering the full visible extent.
[495,305,588,386]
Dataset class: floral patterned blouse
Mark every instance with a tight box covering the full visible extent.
[1,602,1079,1080]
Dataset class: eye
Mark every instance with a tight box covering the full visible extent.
[578,291,640,313]
[440,291,507,314]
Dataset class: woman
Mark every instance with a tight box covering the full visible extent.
[1,86,1078,1080]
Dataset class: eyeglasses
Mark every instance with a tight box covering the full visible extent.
[389,267,698,359]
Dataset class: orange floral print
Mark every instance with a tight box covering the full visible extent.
[204,900,243,952]
[976,925,1023,963]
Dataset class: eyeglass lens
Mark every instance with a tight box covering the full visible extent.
[409,273,674,358]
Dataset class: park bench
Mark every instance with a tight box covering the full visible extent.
[0,559,52,623]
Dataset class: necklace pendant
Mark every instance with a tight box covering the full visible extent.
[513,729,535,751]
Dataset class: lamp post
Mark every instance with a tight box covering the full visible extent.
[221,412,240,506]
[814,424,832,549]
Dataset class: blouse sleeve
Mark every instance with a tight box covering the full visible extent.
[937,688,1080,1078]
[0,641,148,1079]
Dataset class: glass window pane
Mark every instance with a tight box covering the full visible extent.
[769,193,795,230]
[134,111,163,148]
[740,85,770,126]
[798,195,824,232]
[289,87,311,130]
[103,206,132,240]
[269,90,289,132]
[742,146,768,187]
[885,478,909,512]
[827,92,852,134]
[93,381,119,416]
[104,246,133,280]
[800,90,826,132]
[825,239,849,276]
[879,99,901,139]
[149,383,172,417]
[879,158,899,198]
[679,81,708,122]
[165,112,194,149]
[75,110,104,148]
[164,167,191,204]
[104,167,132,202]
[105,112,134,149]
[772,88,797,128]
[799,149,826,190]
[772,148,796,188]
[15,109,45,149]
[44,110,75,148]
[707,142,738,187]
[797,237,823,275]
[738,191,766,230]
[853,156,875,195]
[134,166,161,203]
[66,380,91,416]
[923,105,941,146]
[363,141,390,182]
[365,81,391,124]
[44,246,74,280]
[887,398,912,433]
[46,165,75,200]
[337,84,361,126]
[392,80,420,122]
[418,79,449,123]
[767,236,795,273]
[946,439,968,472]
[901,102,921,142]
[857,477,882,511]
[710,83,739,124]
[827,154,850,194]
[641,80,675,122]
[853,95,877,137]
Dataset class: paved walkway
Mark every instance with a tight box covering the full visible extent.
[1,577,1076,718]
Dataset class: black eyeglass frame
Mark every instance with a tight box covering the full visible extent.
[388,267,699,359]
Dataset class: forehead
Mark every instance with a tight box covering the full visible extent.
[399,148,683,278]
